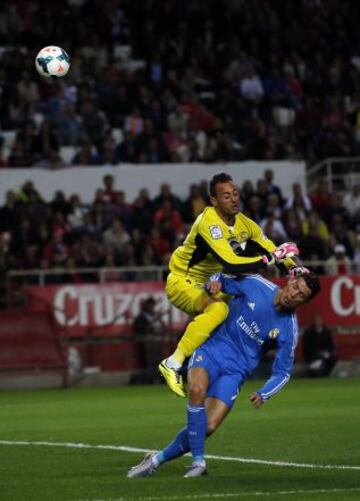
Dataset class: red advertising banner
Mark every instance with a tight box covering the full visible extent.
[25,281,188,337]
[25,275,360,339]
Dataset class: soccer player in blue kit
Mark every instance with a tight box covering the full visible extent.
[128,270,321,478]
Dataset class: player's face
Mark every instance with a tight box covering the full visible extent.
[276,277,312,310]
[211,182,240,218]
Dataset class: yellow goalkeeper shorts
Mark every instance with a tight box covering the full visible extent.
[165,272,228,317]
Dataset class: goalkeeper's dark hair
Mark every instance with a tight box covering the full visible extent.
[302,271,321,301]
[209,173,234,197]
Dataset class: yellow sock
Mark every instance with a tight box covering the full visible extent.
[176,301,229,359]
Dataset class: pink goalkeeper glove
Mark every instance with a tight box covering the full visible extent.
[262,242,299,266]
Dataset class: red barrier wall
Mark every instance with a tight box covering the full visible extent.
[0,310,66,372]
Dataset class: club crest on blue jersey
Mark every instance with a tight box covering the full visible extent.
[268,328,280,339]
[209,225,223,239]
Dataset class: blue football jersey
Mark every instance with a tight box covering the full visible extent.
[206,274,299,401]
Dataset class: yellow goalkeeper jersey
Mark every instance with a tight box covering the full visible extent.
[169,207,292,282]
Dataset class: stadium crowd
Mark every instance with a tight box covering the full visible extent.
[0,171,359,294]
[0,0,360,166]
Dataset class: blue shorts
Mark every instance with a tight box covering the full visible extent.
[188,345,245,409]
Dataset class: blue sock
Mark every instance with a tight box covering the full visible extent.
[187,404,207,464]
[155,427,190,465]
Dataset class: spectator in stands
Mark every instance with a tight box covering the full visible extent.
[282,208,303,243]
[145,228,170,265]
[103,218,131,255]
[182,184,207,224]
[132,191,155,235]
[260,210,287,245]
[302,313,337,378]
[68,194,88,229]
[301,210,329,242]
[245,195,265,224]
[329,214,355,258]
[0,136,8,167]
[124,107,144,137]
[114,130,137,163]
[134,119,166,163]
[102,243,121,276]
[63,256,84,284]
[266,193,283,220]
[72,142,100,166]
[0,191,19,232]
[285,183,312,220]
[343,184,360,218]
[33,118,60,161]
[43,228,69,268]
[81,98,109,144]
[8,138,33,167]
[113,191,133,231]
[299,223,328,274]
[240,180,255,211]
[325,193,350,227]
[256,179,270,211]
[154,200,184,245]
[101,174,119,204]
[58,103,84,146]
[97,135,118,166]
[16,71,40,107]
[240,66,264,104]
[154,183,182,211]
[50,191,71,218]
[310,180,332,221]
[133,296,165,384]
[264,168,284,206]
[325,243,352,275]
[36,149,65,170]
[16,181,43,204]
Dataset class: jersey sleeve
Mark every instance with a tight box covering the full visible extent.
[243,215,296,271]
[197,217,267,274]
[257,315,298,401]
[218,274,248,296]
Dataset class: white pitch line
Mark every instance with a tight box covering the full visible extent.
[134,488,360,500]
[0,440,359,471]
[78,488,360,501]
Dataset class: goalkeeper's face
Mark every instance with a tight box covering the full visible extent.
[211,181,240,218]
[275,277,312,311]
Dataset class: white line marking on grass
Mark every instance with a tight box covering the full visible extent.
[0,440,359,471]
[77,488,360,501]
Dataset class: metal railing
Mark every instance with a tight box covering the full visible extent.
[7,265,169,286]
[307,156,360,194]
[6,260,359,286]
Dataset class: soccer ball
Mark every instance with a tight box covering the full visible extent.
[35,46,70,78]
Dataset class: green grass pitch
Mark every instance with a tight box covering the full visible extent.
[0,378,359,501]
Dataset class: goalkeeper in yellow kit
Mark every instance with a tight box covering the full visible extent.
[159,173,299,397]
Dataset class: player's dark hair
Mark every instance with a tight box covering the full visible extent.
[302,272,321,300]
[209,173,233,197]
